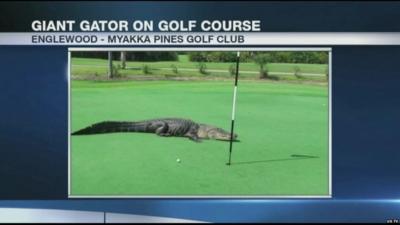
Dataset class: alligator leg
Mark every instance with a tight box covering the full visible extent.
[187,133,202,142]
[154,122,171,137]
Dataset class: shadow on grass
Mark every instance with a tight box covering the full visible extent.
[216,139,241,143]
[230,155,319,166]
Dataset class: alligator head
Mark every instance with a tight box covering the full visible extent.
[198,124,238,141]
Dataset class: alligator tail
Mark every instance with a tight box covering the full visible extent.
[71,121,148,135]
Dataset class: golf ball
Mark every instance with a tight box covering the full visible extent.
[177,158,181,163]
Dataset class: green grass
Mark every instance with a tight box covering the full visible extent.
[70,80,329,196]
[71,55,328,80]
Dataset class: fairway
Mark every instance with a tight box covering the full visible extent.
[70,80,329,197]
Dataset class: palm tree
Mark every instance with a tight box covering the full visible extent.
[108,51,114,78]
[120,51,127,69]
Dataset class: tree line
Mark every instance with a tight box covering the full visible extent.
[71,51,178,61]
[72,51,328,65]
[73,51,328,79]
[188,51,328,64]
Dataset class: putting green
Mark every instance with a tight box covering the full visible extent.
[70,80,329,196]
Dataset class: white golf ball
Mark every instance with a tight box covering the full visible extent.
[177,158,181,163]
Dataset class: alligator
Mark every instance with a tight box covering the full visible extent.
[71,118,238,142]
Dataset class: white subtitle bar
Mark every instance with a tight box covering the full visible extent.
[0,32,399,45]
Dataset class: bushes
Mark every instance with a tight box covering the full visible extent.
[128,52,178,61]
[188,52,208,62]
[171,64,178,74]
[269,52,328,64]
[188,52,236,62]
[293,66,302,79]
[197,62,209,75]
[142,64,151,74]
[109,64,122,78]
[187,51,329,64]
[209,52,237,62]
[228,64,237,76]
[72,51,109,59]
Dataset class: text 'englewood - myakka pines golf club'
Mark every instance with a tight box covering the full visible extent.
[68,48,331,198]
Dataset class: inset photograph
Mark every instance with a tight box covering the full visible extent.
[69,49,330,197]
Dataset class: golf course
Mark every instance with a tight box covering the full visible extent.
[70,79,329,196]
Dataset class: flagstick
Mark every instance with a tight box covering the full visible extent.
[227,51,240,166]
